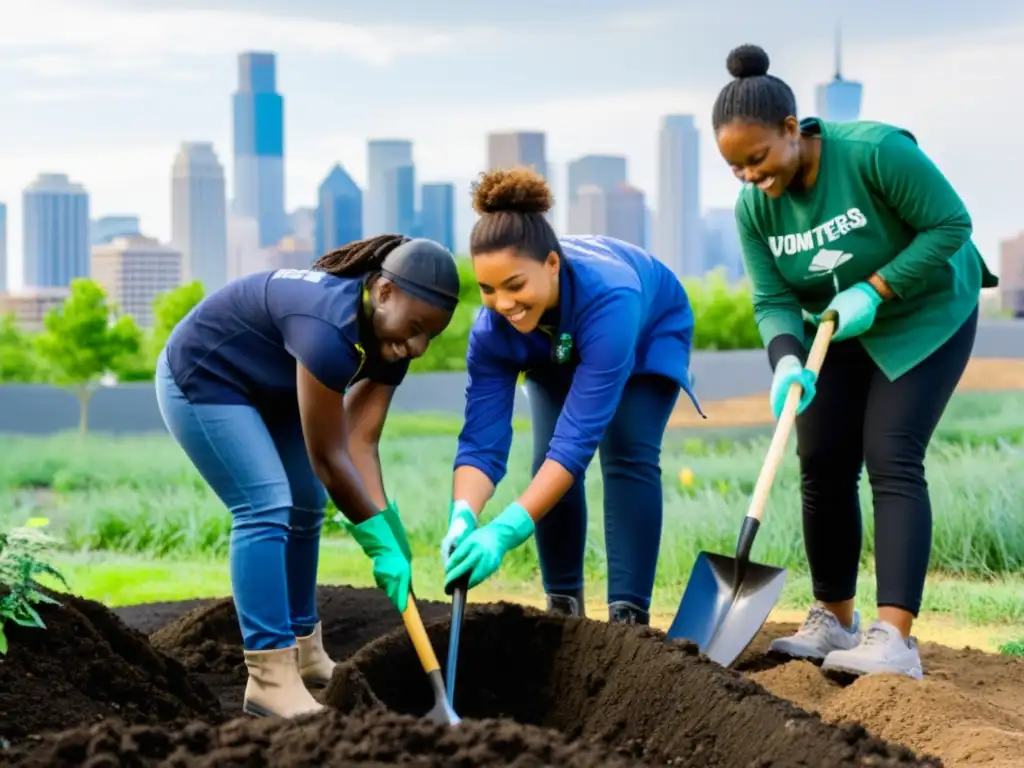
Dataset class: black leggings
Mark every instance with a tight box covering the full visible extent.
[795,305,978,616]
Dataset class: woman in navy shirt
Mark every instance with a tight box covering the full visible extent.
[441,167,703,625]
[155,234,459,719]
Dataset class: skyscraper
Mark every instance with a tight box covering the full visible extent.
[90,215,140,246]
[0,201,6,292]
[655,115,702,278]
[486,132,550,223]
[384,165,416,237]
[90,235,182,328]
[565,155,627,207]
[316,164,363,257]
[22,173,90,288]
[365,140,414,238]
[606,185,646,249]
[419,183,455,252]
[702,208,744,281]
[171,142,228,294]
[815,26,862,122]
[233,51,286,248]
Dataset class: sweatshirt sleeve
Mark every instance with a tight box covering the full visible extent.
[544,289,640,479]
[453,324,519,486]
[735,196,807,368]
[869,131,973,299]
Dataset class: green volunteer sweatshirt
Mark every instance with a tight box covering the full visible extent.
[735,118,998,381]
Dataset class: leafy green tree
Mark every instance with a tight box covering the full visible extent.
[683,269,762,350]
[0,313,41,383]
[150,281,204,357]
[34,279,142,433]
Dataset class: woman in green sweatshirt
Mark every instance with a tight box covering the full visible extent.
[711,44,998,680]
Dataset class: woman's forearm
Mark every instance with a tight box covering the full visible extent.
[347,437,388,510]
[452,465,496,518]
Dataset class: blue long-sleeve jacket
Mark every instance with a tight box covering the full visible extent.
[454,235,703,486]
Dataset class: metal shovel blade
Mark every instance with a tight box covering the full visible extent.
[667,551,787,667]
[424,669,462,726]
[445,576,469,708]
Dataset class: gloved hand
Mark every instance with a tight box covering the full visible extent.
[817,282,882,342]
[770,355,817,420]
[346,513,411,612]
[380,499,412,563]
[444,502,535,590]
[440,500,477,567]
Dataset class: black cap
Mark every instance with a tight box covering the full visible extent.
[380,238,460,312]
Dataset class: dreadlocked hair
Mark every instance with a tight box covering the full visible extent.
[312,234,410,277]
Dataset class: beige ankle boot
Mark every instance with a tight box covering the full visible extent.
[296,622,337,687]
[242,645,325,718]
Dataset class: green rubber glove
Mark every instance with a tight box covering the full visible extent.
[440,500,477,567]
[444,502,535,590]
[381,499,412,564]
[769,355,817,420]
[816,282,882,342]
[347,513,411,612]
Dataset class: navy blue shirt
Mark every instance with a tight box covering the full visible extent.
[165,268,409,408]
[455,235,703,486]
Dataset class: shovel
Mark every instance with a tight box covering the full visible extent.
[667,310,838,667]
[401,595,462,725]
[443,573,470,708]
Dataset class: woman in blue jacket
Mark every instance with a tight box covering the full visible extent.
[440,166,703,625]
[156,234,459,719]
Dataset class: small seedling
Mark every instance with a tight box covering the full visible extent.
[0,517,69,655]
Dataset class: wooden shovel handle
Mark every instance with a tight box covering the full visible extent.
[746,310,838,524]
[402,597,441,674]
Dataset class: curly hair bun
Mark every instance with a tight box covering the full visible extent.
[726,44,770,79]
[472,166,553,216]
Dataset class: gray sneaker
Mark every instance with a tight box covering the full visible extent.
[821,620,924,680]
[768,604,861,661]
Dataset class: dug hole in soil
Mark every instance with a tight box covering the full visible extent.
[0,585,1020,767]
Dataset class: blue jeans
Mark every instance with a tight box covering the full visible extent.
[525,371,680,610]
[155,350,327,651]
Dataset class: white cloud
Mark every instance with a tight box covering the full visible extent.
[0,0,472,74]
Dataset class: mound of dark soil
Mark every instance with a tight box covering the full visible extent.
[0,592,221,745]
[326,602,941,767]
[3,710,637,767]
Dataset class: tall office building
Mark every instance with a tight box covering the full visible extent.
[567,185,645,249]
[171,142,228,294]
[289,207,316,242]
[815,26,862,122]
[90,235,182,328]
[91,215,140,246]
[22,173,90,287]
[316,164,363,257]
[0,201,6,292]
[607,185,646,249]
[365,140,413,238]
[486,132,550,223]
[565,155,627,207]
[384,164,416,237]
[227,215,266,280]
[655,115,702,278]
[0,288,69,332]
[702,208,744,281]
[233,51,286,248]
[419,183,455,252]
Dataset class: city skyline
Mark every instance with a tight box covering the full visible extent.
[1,1,1022,290]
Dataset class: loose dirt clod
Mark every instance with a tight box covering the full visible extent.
[3,585,1023,767]
[0,592,220,744]
[4,710,638,767]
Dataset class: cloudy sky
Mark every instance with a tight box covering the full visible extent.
[1,0,1020,289]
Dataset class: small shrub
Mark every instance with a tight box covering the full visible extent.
[0,517,69,654]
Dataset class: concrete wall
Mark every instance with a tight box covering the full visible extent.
[1,319,1021,435]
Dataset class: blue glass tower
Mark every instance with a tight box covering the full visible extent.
[383,164,416,238]
[419,183,455,252]
[315,164,363,257]
[815,26,862,123]
[22,173,89,288]
[233,52,286,248]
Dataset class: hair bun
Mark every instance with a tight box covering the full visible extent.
[472,166,553,216]
[726,44,770,79]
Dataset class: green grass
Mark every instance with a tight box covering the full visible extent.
[3,392,1023,630]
